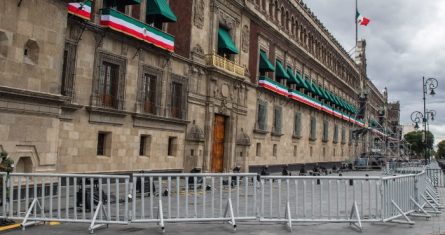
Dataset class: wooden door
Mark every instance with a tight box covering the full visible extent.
[211,115,225,172]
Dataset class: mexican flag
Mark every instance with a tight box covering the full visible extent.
[356,10,370,26]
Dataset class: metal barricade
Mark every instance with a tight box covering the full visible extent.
[0,173,130,233]
[426,169,445,188]
[0,167,440,233]
[259,175,383,231]
[131,173,258,232]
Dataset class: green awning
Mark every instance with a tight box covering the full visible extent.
[309,82,320,97]
[296,72,309,90]
[259,50,275,72]
[319,86,329,100]
[275,60,290,80]
[286,67,299,84]
[326,91,335,104]
[146,0,177,22]
[218,28,238,54]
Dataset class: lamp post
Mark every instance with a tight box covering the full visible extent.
[410,111,425,161]
[422,77,438,164]
[412,77,439,164]
[426,109,436,160]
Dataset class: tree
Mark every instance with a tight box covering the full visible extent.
[404,131,434,158]
[438,140,445,159]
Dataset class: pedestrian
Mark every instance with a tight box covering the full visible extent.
[282,165,290,176]
[299,165,306,176]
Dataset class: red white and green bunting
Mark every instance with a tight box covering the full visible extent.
[260,77,365,127]
[289,90,322,110]
[259,77,289,97]
[68,0,92,20]
[100,8,175,52]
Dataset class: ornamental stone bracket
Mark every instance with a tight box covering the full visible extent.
[236,128,251,146]
[186,120,205,142]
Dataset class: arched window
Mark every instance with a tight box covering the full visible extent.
[291,16,295,35]
[274,1,279,21]
[280,6,285,26]
[285,11,290,31]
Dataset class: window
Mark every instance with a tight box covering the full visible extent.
[322,120,329,142]
[169,75,187,119]
[217,26,238,58]
[101,62,119,107]
[273,144,277,157]
[293,112,302,138]
[323,147,326,158]
[310,116,317,141]
[341,127,346,144]
[349,128,354,145]
[272,106,282,135]
[333,124,339,144]
[310,146,313,157]
[142,73,157,114]
[97,132,111,156]
[145,0,177,29]
[139,135,151,156]
[61,42,76,98]
[94,52,126,110]
[256,100,268,132]
[256,143,261,157]
[293,145,298,157]
[167,137,177,157]
[171,82,183,119]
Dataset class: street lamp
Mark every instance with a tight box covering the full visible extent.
[422,77,439,164]
[410,111,423,130]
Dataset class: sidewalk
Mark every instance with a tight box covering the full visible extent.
[4,188,444,235]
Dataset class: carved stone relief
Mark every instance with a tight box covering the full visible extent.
[194,0,205,29]
[218,10,240,30]
[241,25,249,53]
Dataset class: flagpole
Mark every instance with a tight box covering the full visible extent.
[355,0,358,47]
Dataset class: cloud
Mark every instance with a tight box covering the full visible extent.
[304,0,445,143]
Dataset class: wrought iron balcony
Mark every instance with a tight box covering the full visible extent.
[205,53,246,77]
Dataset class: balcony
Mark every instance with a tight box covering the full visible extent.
[205,53,246,77]
[100,8,175,52]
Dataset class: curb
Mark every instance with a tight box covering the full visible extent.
[0,224,21,232]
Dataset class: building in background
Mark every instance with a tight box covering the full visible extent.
[0,0,394,173]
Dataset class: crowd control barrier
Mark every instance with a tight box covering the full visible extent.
[0,163,441,233]
[0,173,130,233]
[130,173,258,232]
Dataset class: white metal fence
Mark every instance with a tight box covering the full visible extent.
[130,173,258,231]
[0,173,130,233]
[0,164,442,233]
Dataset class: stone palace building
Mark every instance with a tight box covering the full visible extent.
[0,0,394,173]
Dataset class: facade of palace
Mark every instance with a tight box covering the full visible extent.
[0,0,395,173]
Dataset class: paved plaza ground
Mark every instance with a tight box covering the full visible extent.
[3,195,445,235]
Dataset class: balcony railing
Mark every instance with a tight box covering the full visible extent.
[205,53,246,77]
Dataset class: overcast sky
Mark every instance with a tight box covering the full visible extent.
[304,0,445,145]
